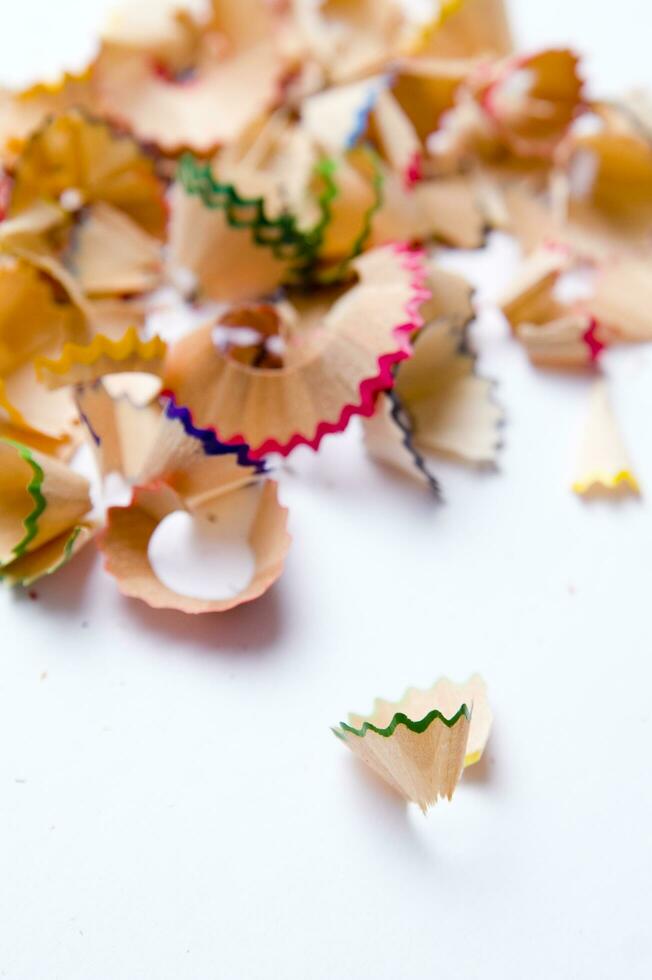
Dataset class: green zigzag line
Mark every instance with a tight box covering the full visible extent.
[305,157,337,260]
[3,525,84,587]
[178,154,337,274]
[334,703,470,740]
[349,150,384,262]
[315,146,385,285]
[59,525,83,564]
[0,437,47,564]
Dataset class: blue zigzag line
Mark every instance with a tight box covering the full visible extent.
[344,74,391,150]
[163,396,267,474]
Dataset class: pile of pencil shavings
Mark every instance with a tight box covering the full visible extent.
[1,0,650,612]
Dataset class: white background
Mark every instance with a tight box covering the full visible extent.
[2,3,652,978]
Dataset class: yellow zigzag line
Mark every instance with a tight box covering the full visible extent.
[572,469,641,495]
[20,67,92,100]
[35,326,167,389]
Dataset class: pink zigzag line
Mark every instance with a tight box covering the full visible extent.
[404,150,424,190]
[582,317,605,362]
[164,243,431,460]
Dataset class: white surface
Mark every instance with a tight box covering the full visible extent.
[147,498,258,601]
[2,3,652,978]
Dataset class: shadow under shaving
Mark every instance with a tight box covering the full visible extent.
[462,747,494,785]
[11,533,288,656]
[577,485,643,509]
[337,755,455,865]
[120,578,288,656]
[10,541,99,615]
[342,721,502,816]
[342,753,410,825]
[460,723,505,794]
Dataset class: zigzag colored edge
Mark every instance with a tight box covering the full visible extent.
[344,75,390,149]
[249,242,431,457]
[0,437,46,563]
[162,395,266,474]
[334,703,471,740]
[1,525,87,587]
[35,326,166,386]
[315,146,385,285]
[386,388,442,496]
[178,155,333,270]
[162,243,429,459]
